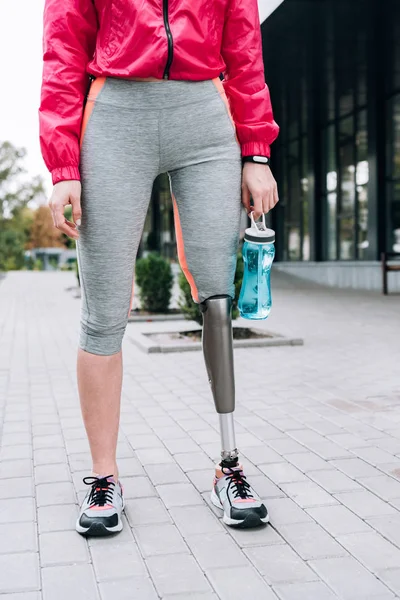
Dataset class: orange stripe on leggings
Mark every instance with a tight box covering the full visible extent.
[80,77,106,148]
[172,193,199,303]
[211,77,240,145]
[127,279,135,317]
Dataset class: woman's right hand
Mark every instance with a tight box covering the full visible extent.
[48,180,82,240]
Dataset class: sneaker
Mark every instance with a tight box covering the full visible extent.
[211,464,269,528]
[76,474,124,536]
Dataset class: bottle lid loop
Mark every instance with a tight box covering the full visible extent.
[245,212,275,243]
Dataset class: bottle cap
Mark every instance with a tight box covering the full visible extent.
[244,212,275,244]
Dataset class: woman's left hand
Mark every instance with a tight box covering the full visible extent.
[241,163,279,219]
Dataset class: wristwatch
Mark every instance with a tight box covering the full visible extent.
[242,155,270,166]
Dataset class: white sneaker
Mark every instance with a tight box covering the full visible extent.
[76,474,124,536]
[211,464,269,528]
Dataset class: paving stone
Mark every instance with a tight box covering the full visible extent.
[337,531,400,572]
[335,490,396,518]
[227,522,285,548]
[169,505,224,536]
[0,553,40,594]
[0,497,36,524]
[33,434,65,450]
[248,474,286,499]
[0,459,33,479]
[273,581,338,600]
[34,463,71,485]
[0,593,42,600]
[162,594,219,600]
[242,445,286,465]
[308,442,351,461]
[145,462,188,485]
[125,497,172,527]
[33,448,67,466]
[186,469,215,493]
[258,463,307,485]
[98,577,158,600]
[146,554,212,596]
[308,469,363,493]
[377,568,400,596]
[0,476,34,499]
[0,445,33,460]
[278,522,347,560]
[119,476,156,499]
[162,437,202,454]
[2,432,32,446]
[280,480,338,508]
[359,475,400,501]
[245,543,318,584]
[36,482,76,507]
[91,542,147,581]
[287,452,336,473]
[207,565,277,600]
[126,433,164,450]
[352,447,397,467]
[133,523,189,557]
[268,497,314,525]
[42,563,99,600]
[37,503,79,533]
[307,504,372,536]
[39,530,89,566]
[0,521,38,554]
[266,437,308,455]
[173,452,214,472]
[309,556,394,599]
[136,448,175,465]
[156,483,203,508]
[117,456,145,477]
[186,532,248,569]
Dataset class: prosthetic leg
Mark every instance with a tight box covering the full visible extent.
[201,295,269,527]
[200,295,239,468]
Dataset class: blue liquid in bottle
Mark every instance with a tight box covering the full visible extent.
[238,213,275,320]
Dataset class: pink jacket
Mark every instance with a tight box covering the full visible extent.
[39,0,279,184]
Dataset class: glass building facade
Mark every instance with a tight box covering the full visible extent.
[263,0,400,264]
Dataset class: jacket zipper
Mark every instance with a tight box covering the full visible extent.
[162,0,174,79]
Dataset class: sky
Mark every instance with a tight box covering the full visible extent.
[0,0,50,193]
[0,0,283,198]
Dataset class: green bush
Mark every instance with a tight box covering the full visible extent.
[135,253,173,313]
[178,252,244,325]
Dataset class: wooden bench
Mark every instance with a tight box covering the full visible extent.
[381,252,400,294]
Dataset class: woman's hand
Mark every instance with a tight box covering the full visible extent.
[241,163,279,219]
[49,181,82,240]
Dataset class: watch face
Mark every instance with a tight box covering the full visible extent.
[254,156,269,163]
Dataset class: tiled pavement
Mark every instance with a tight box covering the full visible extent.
[1,270,400,599]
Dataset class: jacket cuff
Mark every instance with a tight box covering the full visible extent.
[51,165,81,185]
[241,142,271,159]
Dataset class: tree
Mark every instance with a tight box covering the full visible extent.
[0,141,45,270]
[29,206,64,249]
[0,141,44,220]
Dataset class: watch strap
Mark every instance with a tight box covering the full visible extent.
[242,155,270,165]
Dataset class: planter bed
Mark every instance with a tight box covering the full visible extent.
[128,309,184,322]
[129,325,303,354]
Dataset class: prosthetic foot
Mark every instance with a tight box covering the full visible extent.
[201,295,269,528]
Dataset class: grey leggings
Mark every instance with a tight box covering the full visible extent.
[77,77,242,355]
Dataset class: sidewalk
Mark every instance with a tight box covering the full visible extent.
[0,270,400,600]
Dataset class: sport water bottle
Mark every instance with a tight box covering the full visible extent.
[238,212,275,320]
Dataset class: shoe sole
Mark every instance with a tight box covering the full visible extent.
[76,501,125,537]
[76,520,123,537]
[210,488,269,529]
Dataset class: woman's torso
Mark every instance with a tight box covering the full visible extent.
[87,0,229,81]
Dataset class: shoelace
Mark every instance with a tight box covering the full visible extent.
[222,467,254,500]
[83,474,115,507]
